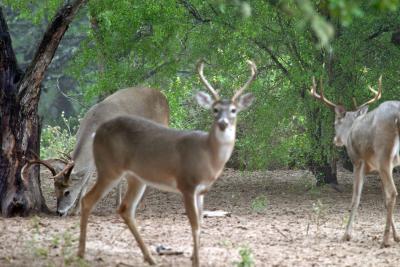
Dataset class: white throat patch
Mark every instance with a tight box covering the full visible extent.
[215,125,236,143]
[215,125,235,163]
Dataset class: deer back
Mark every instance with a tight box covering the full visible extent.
[72,87,169,172]
[92,115,212,192]
[346,101,400,169]
[56,87,169,214]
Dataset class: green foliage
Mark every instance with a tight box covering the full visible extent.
[40,112,77,158]
[6,0,400,172]
[307,199,327,235]
[235,246,255,267]
[69,0,400,172]
[251,195,268,213]
[162,77,194,129]
[4,0,64,24]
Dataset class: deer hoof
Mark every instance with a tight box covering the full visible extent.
[381,242,391,248]
[394,235,400,242]
[341,233,351,242]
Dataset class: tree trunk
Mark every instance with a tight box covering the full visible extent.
[309,159,338,186]
[0,0,85,217]
[306,36,338,186]
[306,105,338,186]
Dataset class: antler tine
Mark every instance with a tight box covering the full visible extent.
[197,60,220,100]
[232,60,257,101]
[56,150,72,163]
[59,150,72,160]
[356,75,383,109]
[53,160,75,181]
[22,152,57,177]
[309,76,338,110]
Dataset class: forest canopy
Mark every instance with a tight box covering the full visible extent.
[4,0,400,180]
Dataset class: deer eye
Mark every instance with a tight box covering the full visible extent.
[231,108,237,114]
[64,191,70,197]
[213,108,219,114]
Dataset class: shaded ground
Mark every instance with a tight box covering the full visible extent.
[1,168,400,266]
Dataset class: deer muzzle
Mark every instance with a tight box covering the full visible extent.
[333,136,344,147]
[217,118,229,131]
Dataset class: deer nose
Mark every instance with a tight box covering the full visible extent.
[217,119,228,131]
[56,210,66,217]
[333,136,343,147]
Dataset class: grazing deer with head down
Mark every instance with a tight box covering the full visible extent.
[77,60,256,266]
[310,76,400,247]
[22,87,169,216]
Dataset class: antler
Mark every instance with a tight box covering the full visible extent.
[53,161,75,181]
[197,60,220,100]
[21,151,57,182]
[309,76,338,110]
[57,150,72,164]
[232,60,257,101]
[355,75,382,110]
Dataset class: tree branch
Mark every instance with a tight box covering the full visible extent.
[0,7,23,99]
[365,25,391,41]
[206,3,290,78]
[253,39,290,77]
[141,60,176,81]
[17,0,86,107]
[178,0,210,23]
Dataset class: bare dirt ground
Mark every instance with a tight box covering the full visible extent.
[1,168,400,267]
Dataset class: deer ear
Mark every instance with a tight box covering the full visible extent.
[355,106,369,117]
[334,105,346,118]
[195,91,213,109]
[237,93,254,111]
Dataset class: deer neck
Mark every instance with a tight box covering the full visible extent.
[342,119,358,148]
[207,122,236,169]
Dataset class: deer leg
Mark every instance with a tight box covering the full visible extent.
[78,171,120,258]
[342,164,365,241]
[391,217,400,242]
[70,185,87,216]
[197,194,204,224]
[380,180,400,242]
[115,181,122,207]
[118,177,155,265]
[380,168,398,247]
[183,192,201,267]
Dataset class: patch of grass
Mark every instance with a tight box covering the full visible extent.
[308,185,322,199]
[298,173,315,190]
[219,239,233,248]
[26,216,49,260]
[288,172,319,196]
[235,246,255,267]
[251,195,268,213]
[307,199,328,235]
[26,217,89,267]
[342,213,350,227]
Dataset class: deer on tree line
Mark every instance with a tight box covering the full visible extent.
[77,60,257,267]
[22,87,169,216]
[310,76,400,247]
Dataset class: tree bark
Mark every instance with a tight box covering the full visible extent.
[0,0,85,217]
[306,105,338,186]
[309,160,338,186]
[308,143,339,186]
